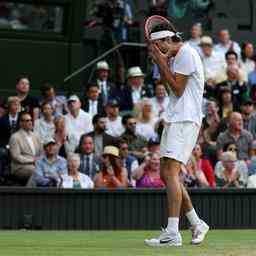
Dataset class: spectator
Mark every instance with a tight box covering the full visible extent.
[214,29,241,59]
[77,134,101,179]
[180,156,209,188]
[95,61,115,105]
[9,112,42,185]
[105,99,124,137]
[0,96,20,178]
[192,144,216,187]
[215,50,247,84]
[240,42,255,78]
[116,66,153,111]
[0,96,20,148]
[16,76,39,121]
[247,141,256,187]
[240,99,256,139]
[119,140,139,187]
[151,82,169,117]
[28,138,67,187]
[34,102,55,144]
[54,115,78,158]
[81,83,104,118]
[40,82,67,116]
[134,98,159,141]
[217,64,248,112]
[132,152,164,188]
[215,151,246,188]
[148,0,168,18]
[94,146,128,188]
[248,141,256,176]
[147,138,160,154]
[199,36,226,89]
[218,87,234,118]
[248,55,256,101]
[120,114,147,160]
[215,142,248,185]
[61,153,94,189]
[86,113,119,158]
[216,112,253,161]
[187,22,203,55]
[203,99,220,145]
[64,95,93,144]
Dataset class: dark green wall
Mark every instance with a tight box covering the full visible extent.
[0,188,256,230]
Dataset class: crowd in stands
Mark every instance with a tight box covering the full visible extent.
[0,21,256,190]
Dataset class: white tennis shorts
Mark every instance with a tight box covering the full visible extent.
[160,121,200,165]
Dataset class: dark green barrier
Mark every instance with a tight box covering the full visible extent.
[0,188,255,230]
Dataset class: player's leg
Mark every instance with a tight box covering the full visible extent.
[144,157,182,247]
[180,184,209,244]
[161,158,182,232]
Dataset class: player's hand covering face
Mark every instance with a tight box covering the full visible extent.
[148,42,169,67]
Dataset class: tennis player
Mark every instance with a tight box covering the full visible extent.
[144,21,209,246]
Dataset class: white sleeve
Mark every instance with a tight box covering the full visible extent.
[173,46,196,76]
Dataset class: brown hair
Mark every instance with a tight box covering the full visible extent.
[103,154,122,176]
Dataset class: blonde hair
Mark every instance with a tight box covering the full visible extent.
[67,153,80,165]
[133,97,156,122]
[7,96,20,108]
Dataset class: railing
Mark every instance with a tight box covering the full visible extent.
[63,42,147,83]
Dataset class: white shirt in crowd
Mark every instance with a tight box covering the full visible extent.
[164,43,204,126]
[64,109,93,143]
[136,117,159,141]
[88,100,98,117]
[151,96,170,116]
[240,59,255,77]
[61,173,94,188]
[201,50,226,81]
[106,116,124,137]
[132,87,142,104]
[34,118,55,144]
[214,41,241,59]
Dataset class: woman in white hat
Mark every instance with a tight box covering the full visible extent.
[94,146,128,188]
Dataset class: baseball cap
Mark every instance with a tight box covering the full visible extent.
[67,95,80,103]
[107,99,119,107]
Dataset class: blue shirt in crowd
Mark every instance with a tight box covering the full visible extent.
[33,155,68,186]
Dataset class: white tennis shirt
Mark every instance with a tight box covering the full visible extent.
[163,43,205,126]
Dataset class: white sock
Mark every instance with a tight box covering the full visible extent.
[166,217,179,234]
[186,208,201,226]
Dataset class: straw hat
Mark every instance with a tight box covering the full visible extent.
[103,146,120,158]
[96,61,110,70]
[200,36,213,46]
[127,66,144,78]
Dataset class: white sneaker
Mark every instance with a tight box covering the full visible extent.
[144,229,182,247]
[191,220,209,245]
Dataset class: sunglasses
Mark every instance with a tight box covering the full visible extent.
[228,147,237,152]
[128,122,136,126]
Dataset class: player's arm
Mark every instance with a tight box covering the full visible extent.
[149,43,189,97]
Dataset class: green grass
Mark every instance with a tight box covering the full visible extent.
[0,230,255,256]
